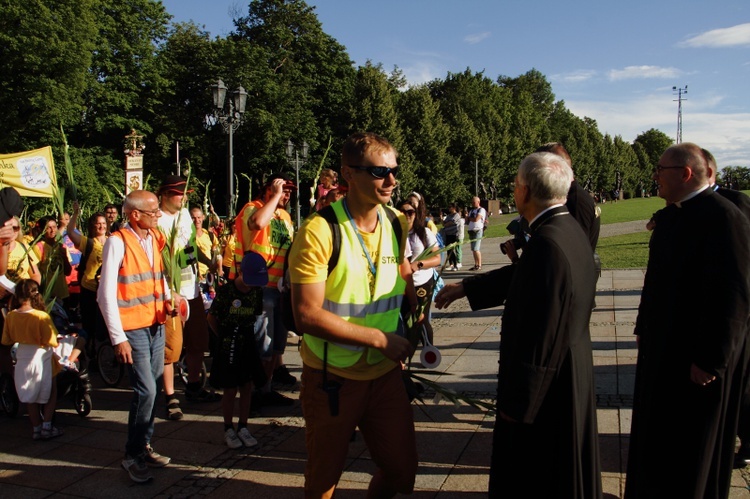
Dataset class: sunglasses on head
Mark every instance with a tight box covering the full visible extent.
[347,164,399,179]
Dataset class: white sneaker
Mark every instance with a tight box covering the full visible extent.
[456,263,462,269]
[237,427,258,447]
[225,428,242,449]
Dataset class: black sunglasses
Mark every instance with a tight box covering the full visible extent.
[347,164,399,179]
[401,209,416,217]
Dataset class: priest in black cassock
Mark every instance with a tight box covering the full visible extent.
[436,152,602,498]
[625,143,750,499]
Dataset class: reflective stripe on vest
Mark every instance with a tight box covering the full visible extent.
[232,200,293,285]
[112,229,167,330]
[304,202,405,368]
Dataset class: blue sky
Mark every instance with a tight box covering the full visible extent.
[162,0,750,167]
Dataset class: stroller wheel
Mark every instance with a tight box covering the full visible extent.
[76,393,92,417]
[0,373,19,418]
[97,343,124,387]
[175,351,207,390]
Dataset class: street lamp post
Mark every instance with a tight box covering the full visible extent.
[210,79,247,218]
[285,140,309,229]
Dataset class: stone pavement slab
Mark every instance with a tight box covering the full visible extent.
[2,235,749,497]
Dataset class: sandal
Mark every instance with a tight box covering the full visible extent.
[167,397,184,421]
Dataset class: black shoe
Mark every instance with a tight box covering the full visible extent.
[261,390,295,407]
[272,365,297,386]
[185,388,221,403]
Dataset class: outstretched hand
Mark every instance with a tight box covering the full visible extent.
[434,282,466,310]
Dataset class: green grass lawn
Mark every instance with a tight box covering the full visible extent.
[458,191,750,268]
[479,196,661,268]
[596,231,651,269]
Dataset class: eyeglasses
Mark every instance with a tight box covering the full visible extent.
[347,164,399,179]
[654,165,685,173]
[401,209,416,217]
[10,226,20,232]
[136,209,160,217]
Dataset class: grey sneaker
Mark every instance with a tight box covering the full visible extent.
[225,428,243,449]
[144,444,170,468]
[122,455,153,483]
[237,427,258,447]
[40,426,64,440]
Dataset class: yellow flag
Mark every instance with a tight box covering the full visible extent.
[0,146,57,198]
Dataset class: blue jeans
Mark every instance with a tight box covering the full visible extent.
[124,323,164,458]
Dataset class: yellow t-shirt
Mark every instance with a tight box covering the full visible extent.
[288,209,408,380]
[222,233,236,272]
[195,230,217,280]
[6,242,40,282]
[76,235,104,292]
[1,309,59,348]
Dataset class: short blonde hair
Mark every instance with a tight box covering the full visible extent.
[341,132,397,166]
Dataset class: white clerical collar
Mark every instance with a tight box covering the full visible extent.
[528,204,564,227]
[675,184,709,208]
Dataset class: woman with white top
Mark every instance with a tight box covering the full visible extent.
[398,199,441,345]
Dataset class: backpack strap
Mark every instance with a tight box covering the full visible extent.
[78,237,95,273]
[316,206,340,275]
[382,206,403,252]
[288,204,401,279]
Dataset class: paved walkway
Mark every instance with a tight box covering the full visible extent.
[2,235,749,498]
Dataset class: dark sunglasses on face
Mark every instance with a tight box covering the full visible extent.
[10,226,20,232]
[402,209,416,217]
[347,164,399,179]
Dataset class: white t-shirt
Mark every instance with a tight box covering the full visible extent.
[468,207,486,231]
[408,230,438,287]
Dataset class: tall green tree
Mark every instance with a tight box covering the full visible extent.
[633,128,674,171]
[231,0,356,189]
[397,85,462,206]
[82,0,171,149]
[431,69,512,203]
[151,22,223,183]
[0,0,98,151]
[612,135,642,197]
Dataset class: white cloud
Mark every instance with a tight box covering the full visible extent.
[551,70,598,83]
[565,94,750,166]
[678,23,750,48]
[608,66,682,81]
[401,61,446,86]
[464,31,491,44]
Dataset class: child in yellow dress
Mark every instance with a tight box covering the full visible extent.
[1,279,63,439]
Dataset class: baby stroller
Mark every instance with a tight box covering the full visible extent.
[50,301,93,417]
[0,343,19,417]
[0,337,92,418]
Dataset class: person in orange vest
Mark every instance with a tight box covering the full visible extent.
[98,190,173,484]
[232,173,296,408]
